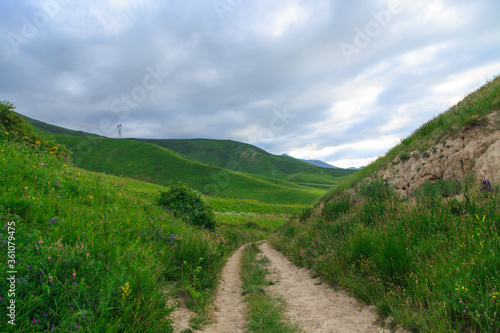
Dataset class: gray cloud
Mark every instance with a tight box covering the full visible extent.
[1,0,500,168]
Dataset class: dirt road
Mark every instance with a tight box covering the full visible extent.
[172,242,407,332]
[260,242,405,332]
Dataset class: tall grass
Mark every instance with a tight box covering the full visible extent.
[271,178,500,332]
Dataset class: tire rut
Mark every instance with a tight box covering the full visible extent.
[176,242,408,333]
[259,242,408,333]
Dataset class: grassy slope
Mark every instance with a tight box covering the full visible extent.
[0,105,259,332]
[24,117,356,188]
[271,76,500,332]
[130,138,356,185]
[29,131,322,205]
[0,104,298,332]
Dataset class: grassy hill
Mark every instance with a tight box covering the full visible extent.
[0,101,303,332]
[24,127,321,205]
[24,117,354,204]
[132,138,355,188]
[271,76,500,332]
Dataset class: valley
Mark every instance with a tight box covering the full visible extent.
[1,75,499,332]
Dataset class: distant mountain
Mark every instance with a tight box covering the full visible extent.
[281,154,340,169]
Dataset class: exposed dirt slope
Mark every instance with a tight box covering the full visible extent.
[379,111,500,192]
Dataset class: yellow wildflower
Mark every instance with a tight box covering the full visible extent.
[120,282,131,302]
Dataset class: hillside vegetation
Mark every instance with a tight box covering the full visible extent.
[0,102,266,332]
[132,138,355,187]
[271,76,500,332]
[30,130,322,205]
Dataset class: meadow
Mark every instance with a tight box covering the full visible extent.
[0,102,292,332]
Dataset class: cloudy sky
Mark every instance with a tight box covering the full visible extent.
[1,0,500,168]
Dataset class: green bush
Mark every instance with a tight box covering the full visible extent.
[399,152,410,161]
[158,182,216,229]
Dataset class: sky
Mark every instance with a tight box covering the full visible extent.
[1,0,500,168]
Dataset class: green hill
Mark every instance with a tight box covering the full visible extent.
[132,138,355,188]
[24,127,321,204]
[1,100,266,331]
[24,117,355,204]
[271,75,500,332]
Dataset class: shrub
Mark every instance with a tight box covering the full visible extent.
[399,152,410,161]
[158,182,216,229]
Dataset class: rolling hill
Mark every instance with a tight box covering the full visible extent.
[24,119,327,204]
[24,117,357,202]
[131,138,355,187]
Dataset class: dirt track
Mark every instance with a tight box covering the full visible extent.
[172,242,408,333]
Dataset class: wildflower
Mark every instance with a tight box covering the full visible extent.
[38,238,43,245]
[50,217,58,223]
[47,256,51,261]
[86,252,90,258]
[72,282,77,286]
[88,195,94,200]
[120,282,131,301]
[35,140,41,145]
[48,275,53,283]
[73,271,77,278]
[63,164,68,167]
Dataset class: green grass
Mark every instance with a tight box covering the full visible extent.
[131,138,356,186]
[0,103,300,332]
[0,106,259,332]
[240,243,302,333]
[0,138,262,332]
[33,132,324,205]
[270,76,500,332]
[271,178,500,332]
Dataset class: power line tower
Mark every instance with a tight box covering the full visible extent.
[117,124,122,139]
